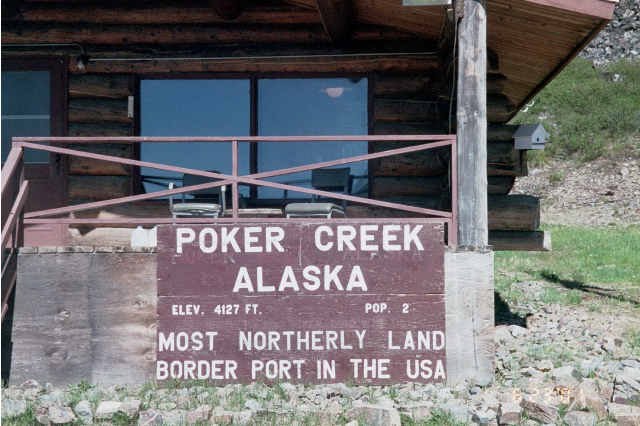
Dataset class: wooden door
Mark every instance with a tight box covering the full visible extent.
[2,58,68,246]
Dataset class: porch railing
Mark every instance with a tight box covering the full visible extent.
[3,134,457,242]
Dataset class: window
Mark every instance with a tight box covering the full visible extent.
[140,79,251,194]
[2,71,51,163]
[140,76,368,202]
[258,77,368,199]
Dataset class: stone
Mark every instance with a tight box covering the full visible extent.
[570,379,606,419]
[346,403,402,426]
[1,399,27,418]
[508,325,528,338]
[186,404,211,424]
[48,406,76,424]
[398,403,432,420]
[563,410,596,426]
[138,409,163,426]
[161,409,188,426]
[498,402,521,425]
[345,421,359,426]
[472,407,497,425]
[613,368,640,405]
[520,398,559,424]
[442,399,471,424]
[73,400,93,424]
[551,365,580,387]
[608,403,640,426]
[95,400,122,419]
[495,326,514,343]
[244,398,262,412]
[121,399,141,418]
[536,359,554,372]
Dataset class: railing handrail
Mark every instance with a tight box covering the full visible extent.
[9,134,458,247]
[13,135,455,143]
[1,180,29,249]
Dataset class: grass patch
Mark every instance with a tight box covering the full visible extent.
[512,58,640,163]
[400,410,467,426]
[495,225,640,307]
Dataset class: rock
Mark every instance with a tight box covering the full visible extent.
[20,380,44,399]
[48,406,76,424]
[211,409,235,425]
[472,407,497,425]
[613,368,640,405]
[346,403,401,426]
[121,399,141,418]
[35,406,50,425]
[498,402,521,425]
[244,398,262,412]
[563,410,596,426]
[73,400,93,424]
[495,326,514,343]
[138,409,163,426]
[508,325,528,338]
[186,404,211,424]
[551,365,580,387]
[95,400,122,419]
[608,403,640,426]
[536,359,554,372]
[398,403,432,420]
[570,379,607,419]
[442,399,471,424]
[520,398,559,424]
[1,399,27,418]
[345,421,358,426]
[161,409,188,426]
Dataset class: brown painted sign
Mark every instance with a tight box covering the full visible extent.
[157,220,446,384]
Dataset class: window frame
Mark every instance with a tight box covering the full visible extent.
[135,72,373,201]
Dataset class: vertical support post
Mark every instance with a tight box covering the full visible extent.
[231,140,239,218]
[456,0,488,249]
[449,137,458,247]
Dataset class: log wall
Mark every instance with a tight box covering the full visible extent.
[2,0,538,243]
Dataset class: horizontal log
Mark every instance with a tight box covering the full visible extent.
[68,122,132,137]
[374,74,443,98]
[69,98,130,124]
[488,124,518,142]
[370,140,525,177]
[2,23,414,45]
[68,144,134,176]
[68,176,131,201]
[488,195,540,231]
[487,94,516,123]
[76,55,441,74]
[372,121,448,135]
[489,230,551,251]
[17,4,320,25]
[69,74,132,99]
[488,176,515,195]
[347,196,446,218]
[374,99,446,122]
[370,176,446,198]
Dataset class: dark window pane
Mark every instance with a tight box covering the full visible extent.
[1,71,51,163]
[140,80,250,195]
[258,78,368,199]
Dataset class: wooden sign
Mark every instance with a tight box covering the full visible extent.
[156,220,446,384]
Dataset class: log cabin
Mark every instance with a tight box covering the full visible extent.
[1,0,616,386]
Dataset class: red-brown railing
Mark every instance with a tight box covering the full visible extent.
[1,146,29,321]
[6,135,457,243]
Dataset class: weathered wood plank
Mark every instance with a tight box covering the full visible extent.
[489,230,551,251]
[374,74,440,98]
[68,176,131,200]
[372,121,447,135]
[11,252,156,386]
[487,94,516,123]
[69,74,131,99]
[487,176,516,195]
[488,195,540,231]
[315,0,352,43]
[69,98,130,124]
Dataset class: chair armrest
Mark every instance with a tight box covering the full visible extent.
[220,185,227,214]
[168,182,175,210]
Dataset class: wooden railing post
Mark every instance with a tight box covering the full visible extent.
[231,139,239,218]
